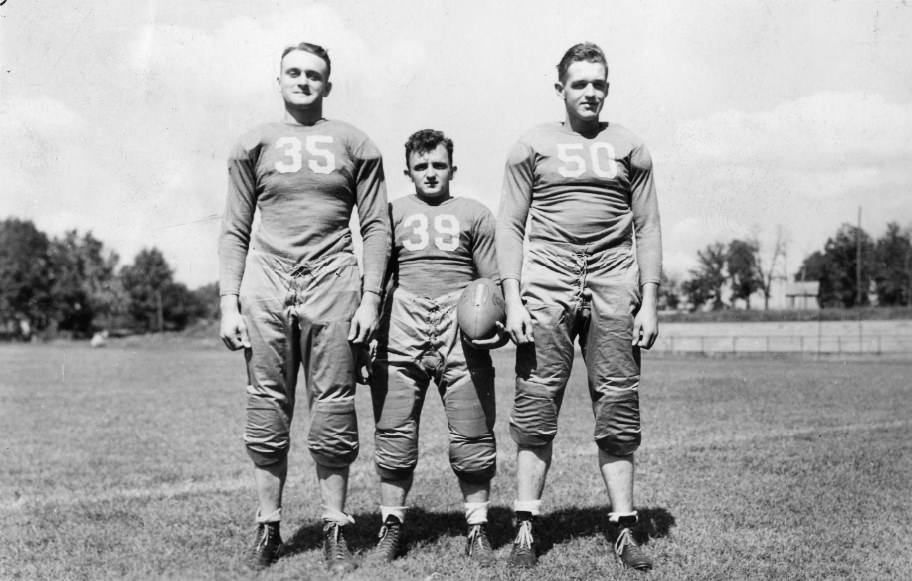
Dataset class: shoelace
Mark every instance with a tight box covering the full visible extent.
[615,527,636,557]
[377,523,399,546]
[468,525,491,552]
[255,524,271,550]
[326,523,347,559]
[514,520,534,550]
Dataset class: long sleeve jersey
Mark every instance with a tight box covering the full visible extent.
[496,121,662,285]
[219,119,391,296]
[389,194,498,298]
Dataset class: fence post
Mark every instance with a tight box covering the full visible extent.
[837,336,841,354]
[877,335,881,355]
[800,336,804,354]
[669,335,674,354]
[700,336,704,354]
[732,336,737,354]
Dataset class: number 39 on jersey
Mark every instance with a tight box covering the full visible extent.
[402,213,460,252]
[274,135,336,174]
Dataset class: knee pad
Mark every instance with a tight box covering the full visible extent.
[453,463,496,485]
[593,388,641,456]
[307,399,359,468]
[375,463,416,482]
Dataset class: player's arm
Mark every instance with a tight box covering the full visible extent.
[349,139,392,344]
[496,140,535,344]
[629,140,662,350]
[465,206,509,350]
[218,141,258,351]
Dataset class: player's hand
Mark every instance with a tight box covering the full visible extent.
[465,322,510,350]
[219,295,250,351]
[632,284,659,349]
[354,342,373,385]
[348,291,382,344]
[504,299,534,344]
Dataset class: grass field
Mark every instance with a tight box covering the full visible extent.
[2,339,910,580]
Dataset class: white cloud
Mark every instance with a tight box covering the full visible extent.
[659,92,912,278]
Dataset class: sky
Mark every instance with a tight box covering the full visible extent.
[2,0,911,288]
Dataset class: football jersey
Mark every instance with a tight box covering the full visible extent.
[497,122,661,285]
[389,194,498,298]
[219,119,391,296]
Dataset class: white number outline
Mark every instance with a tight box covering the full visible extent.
[556,142,618,179]
[401,213,460,252]
[274,136,336,174]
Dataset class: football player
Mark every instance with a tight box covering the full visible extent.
[496,42,662,572]
[218,42,391,573]
[368,129,504,565]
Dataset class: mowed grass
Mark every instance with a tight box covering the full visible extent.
[1,339,910,580]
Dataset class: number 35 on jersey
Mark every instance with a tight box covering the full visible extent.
[274,136,336,174]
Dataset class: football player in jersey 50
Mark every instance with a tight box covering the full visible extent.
[496,43,662,571]
[218,42,391,573]
[367,129,504,566]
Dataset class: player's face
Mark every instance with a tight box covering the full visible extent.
[405,143,455,200]
[278,50,331,109]
[556,60,609,124]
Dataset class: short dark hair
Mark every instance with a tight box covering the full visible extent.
[557,42,608,82]
[280,42,331,79]
[404,129,454,166]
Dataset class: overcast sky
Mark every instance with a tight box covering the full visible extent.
[2,0,911,288]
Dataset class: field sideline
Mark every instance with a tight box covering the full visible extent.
[1,340,910,580]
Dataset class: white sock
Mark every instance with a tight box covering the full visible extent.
[608,510,638,524]
[513,499,542,516]
[464,501,489,525]
[321,506,355,525]
[380,505,408,524]
[256,508,282,524]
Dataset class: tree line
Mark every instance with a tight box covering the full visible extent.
[664,222,912,311]
[0,218,217,338]
[3,217,910,337]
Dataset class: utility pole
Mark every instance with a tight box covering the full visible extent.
[856,207,862,306]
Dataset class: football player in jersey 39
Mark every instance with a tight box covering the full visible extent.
[497,42,662,572]
[218,42,391,574]
[368,129,505,566]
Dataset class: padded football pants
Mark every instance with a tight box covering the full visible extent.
[511,243,643,456]
[240,251,361,469]
[371,286,497,484]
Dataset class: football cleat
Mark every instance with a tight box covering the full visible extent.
[369,515,403,562]
[323,521,357,574]
[614,526,653,571]
[244,522,283,570]
[465,523,496,566]
[507,518,537,568]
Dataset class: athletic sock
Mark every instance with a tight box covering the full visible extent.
[464,501,489,526]
[321,506,355,525]
[256,508,282,524]
[513,499,542,517]
[380,505,408,524]
[608,511,638,526]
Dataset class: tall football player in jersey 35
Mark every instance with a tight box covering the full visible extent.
[497,43,662,572]
[368,129,504,566]
[218,42,391,574]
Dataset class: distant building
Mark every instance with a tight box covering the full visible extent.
[785,282,820,310]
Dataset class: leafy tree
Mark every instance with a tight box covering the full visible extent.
[48,230,125,335]
[121,248,175,331]
[683,242,727,311]
[0,218,54,330]
[658,272,682,311]
[798,223,875,308]
[727,239,762,309]
[873,222,912,306]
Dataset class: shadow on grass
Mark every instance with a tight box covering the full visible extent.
[282,505,674,558]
